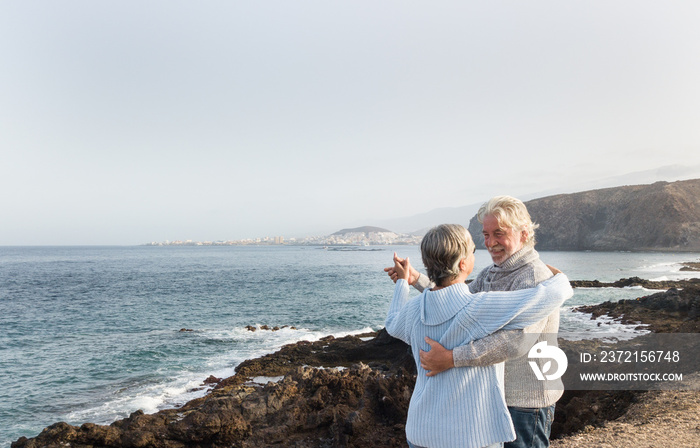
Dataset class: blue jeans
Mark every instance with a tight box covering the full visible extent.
[408,441,502,448]
[505,405,555,448]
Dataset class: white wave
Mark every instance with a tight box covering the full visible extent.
[67,325,378,426]
[560,307,650,341]
[638,261,679,270]
[636,260,700,281]
[575,285,663,292]
[650,276,670,281]
[66,373,214,425]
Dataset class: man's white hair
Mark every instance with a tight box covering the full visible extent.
[477,195,539,247]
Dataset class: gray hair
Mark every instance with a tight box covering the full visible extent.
[421,224,475,287]
[477,195,539,247]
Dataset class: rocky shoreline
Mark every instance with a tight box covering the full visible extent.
[570,276,700,289]
[12,278,700,448]
[680,262,700,272]
[550,282,700,446]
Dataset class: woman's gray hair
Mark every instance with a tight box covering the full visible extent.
[477,195,539,247]
[421,224,475,287]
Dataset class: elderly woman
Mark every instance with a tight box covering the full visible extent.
[385,224,572,448]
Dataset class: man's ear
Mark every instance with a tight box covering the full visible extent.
[520,230,529,244]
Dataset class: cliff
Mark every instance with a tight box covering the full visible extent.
[468,179,700,251]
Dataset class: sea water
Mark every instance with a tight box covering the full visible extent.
[1,245,698,446]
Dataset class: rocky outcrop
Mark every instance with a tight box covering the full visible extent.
[12,331,416,448]
[13,364,414,448]
[570,276,700,290]
[552,284,700,439]
[468,179,700,251]
[13,282,700,448]
[681,262,700,272]
[575,284,700,333]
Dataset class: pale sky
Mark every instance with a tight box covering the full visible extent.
[2,1,700,245]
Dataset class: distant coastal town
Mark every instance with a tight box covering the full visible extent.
[144,226,423,247]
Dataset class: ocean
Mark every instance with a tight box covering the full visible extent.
[1,245,699,446]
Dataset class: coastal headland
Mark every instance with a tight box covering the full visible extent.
[13,278,700,448]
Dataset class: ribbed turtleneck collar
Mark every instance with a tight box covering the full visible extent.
[492,246,539,272]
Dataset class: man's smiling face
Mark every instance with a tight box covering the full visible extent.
[482,213,526,265]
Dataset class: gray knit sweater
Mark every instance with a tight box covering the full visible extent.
[414,247,564,407]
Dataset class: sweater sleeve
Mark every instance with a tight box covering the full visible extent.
[456,274,572,340]
[452,318,548,367]
[384,279,413,345]
[413,272,432,293]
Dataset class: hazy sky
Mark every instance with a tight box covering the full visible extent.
[2,1,700,245]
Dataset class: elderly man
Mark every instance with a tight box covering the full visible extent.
[386,195,562,448]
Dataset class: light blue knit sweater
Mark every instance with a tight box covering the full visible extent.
[385,274,573,448]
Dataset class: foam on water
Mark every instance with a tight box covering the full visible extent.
[65,325,376,426]
[560,285,656,341]
[637,260,700,281]
[560,307,650,341]
[67,371,214,424]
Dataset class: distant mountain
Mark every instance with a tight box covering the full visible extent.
[467,179,700,252]
[332,226,394,235]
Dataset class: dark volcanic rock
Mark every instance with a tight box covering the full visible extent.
[680,262,700,272]
[202,375,221,385]
[13,330,415,448]
[468,179,700,251]
[575,285,700,333]
[549,284,700,439]
[246,325,298,332]
[570,277,700,290]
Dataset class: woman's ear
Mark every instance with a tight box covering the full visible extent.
[459,257,469,272]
